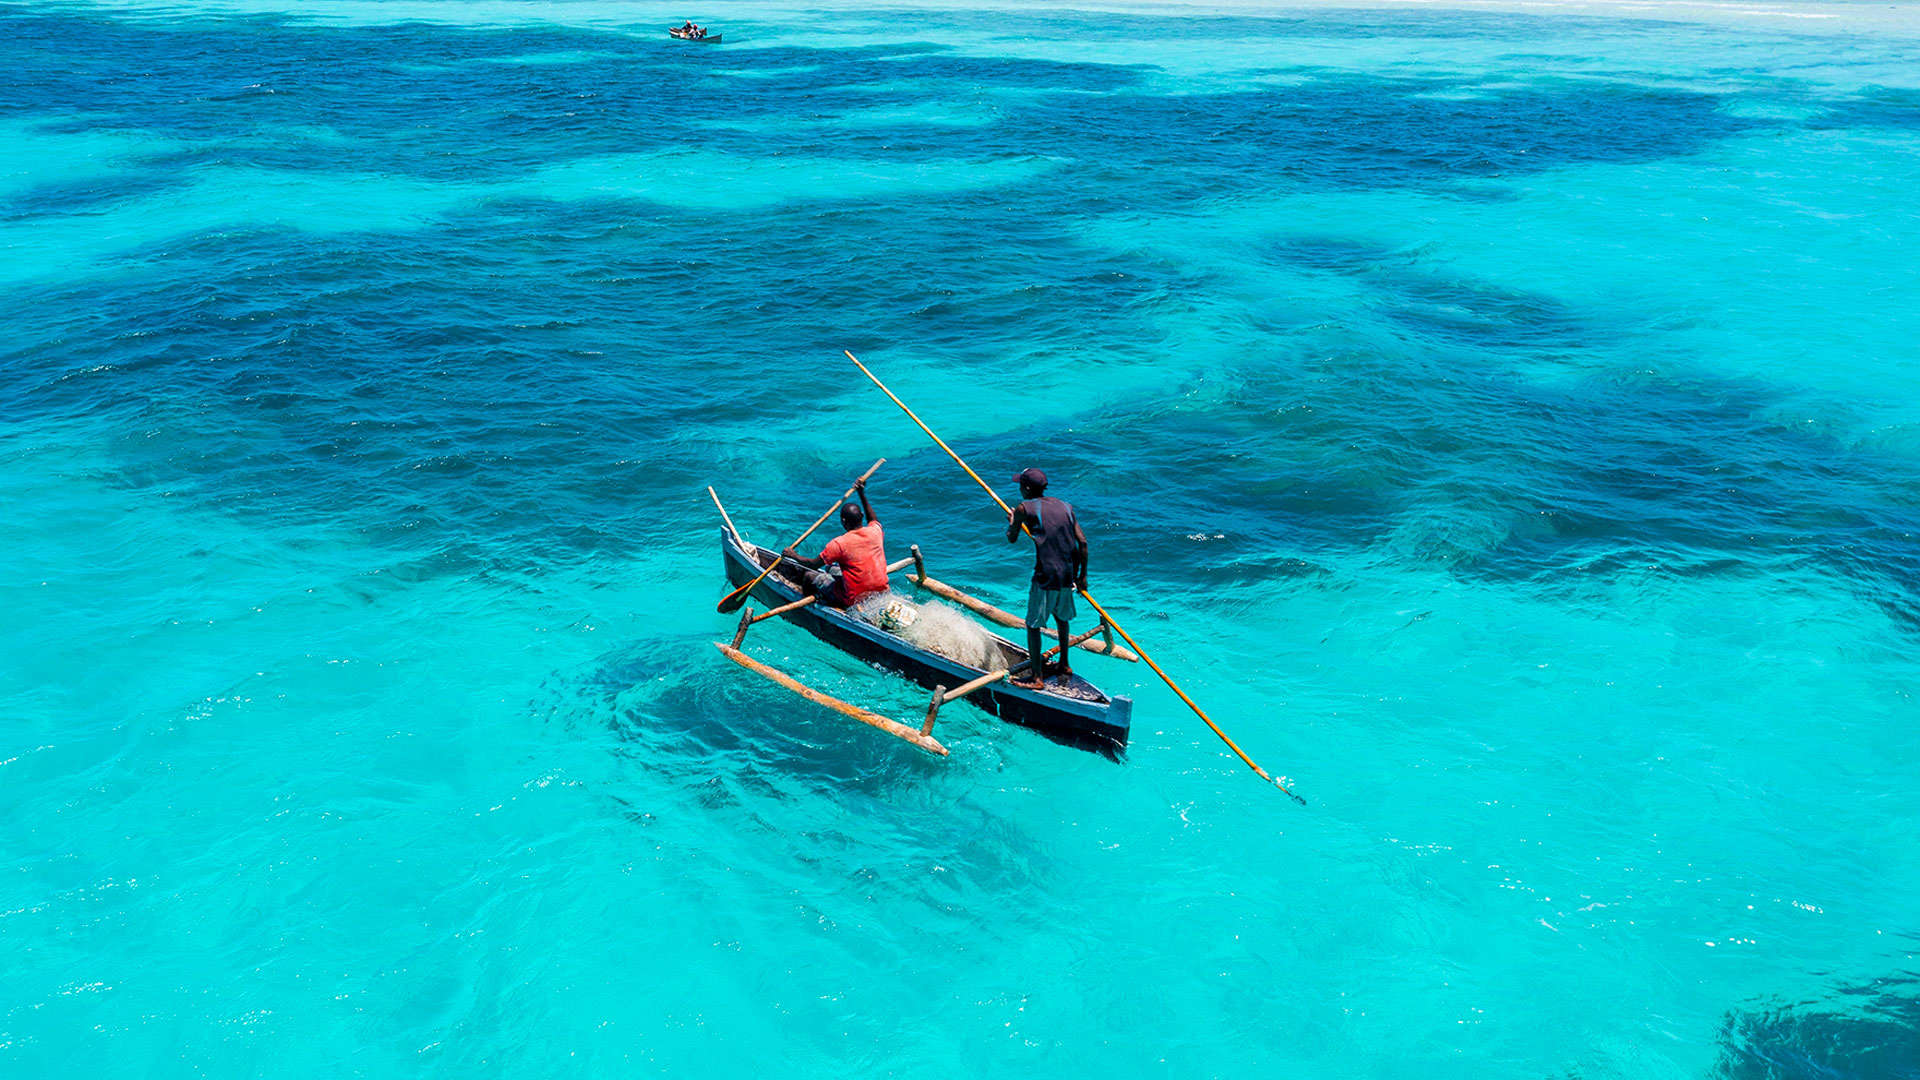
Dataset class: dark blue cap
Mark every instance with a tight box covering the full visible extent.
[1013,467,1048,489]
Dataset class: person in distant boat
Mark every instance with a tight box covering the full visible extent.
[782,478,887,608]
[681,20,694,31]
[1004,467,1088,689]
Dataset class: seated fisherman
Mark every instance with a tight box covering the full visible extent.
[782,477,887,608]
[1004,466,1088,689]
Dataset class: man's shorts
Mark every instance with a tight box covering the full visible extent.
[806,566,848,608]
[1026,583,1077,628]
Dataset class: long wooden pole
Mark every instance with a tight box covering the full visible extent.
[1078,591,1304,804]
[708,486,745,543]
[845,349,1303,803]
[717,458,884,614]
[846,352,1008,514]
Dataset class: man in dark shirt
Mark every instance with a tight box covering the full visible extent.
[1004,466,1088,689]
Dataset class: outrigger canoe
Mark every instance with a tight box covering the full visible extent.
[668,27,721,42]
[713,498,1134,756]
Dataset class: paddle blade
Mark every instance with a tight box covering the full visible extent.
[718,562,775,613]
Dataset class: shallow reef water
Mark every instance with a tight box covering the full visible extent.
[3,2,1919,1077]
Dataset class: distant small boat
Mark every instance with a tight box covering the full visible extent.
[668,27,721,43]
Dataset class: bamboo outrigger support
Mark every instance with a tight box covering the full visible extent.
[914,621,1113,736]
[906,544,1139,663]
[921,668,1011,734]
[715,642,950,756]
[1010,623,1113,676]
[749,596,817,625]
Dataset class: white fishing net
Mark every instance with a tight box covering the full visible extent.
[850,591,999,670]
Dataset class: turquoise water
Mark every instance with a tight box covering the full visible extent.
[5,1,1920,1075]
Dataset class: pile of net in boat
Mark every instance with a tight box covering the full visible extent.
[850,591,998,670]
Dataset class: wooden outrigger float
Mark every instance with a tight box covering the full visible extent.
[708,487,1135,757]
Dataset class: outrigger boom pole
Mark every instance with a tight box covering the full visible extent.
[845,349,1305,804]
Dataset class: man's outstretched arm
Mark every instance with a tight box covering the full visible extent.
[781,547,824,569]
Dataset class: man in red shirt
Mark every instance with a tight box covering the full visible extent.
[782,477,888,608]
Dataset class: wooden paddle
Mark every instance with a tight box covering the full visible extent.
[845,349,1305,804]
[716,458,885,614]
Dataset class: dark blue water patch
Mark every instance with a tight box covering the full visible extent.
[1431,369,1920,608]
[1267,235,1602,352]
[847,5,1715,44]
[977,373,1413,566]
[1007,75,1756,196]
[11,157,1919,626]
[1243,234,1920,617]
[1809,86,1920,131]
[770,72,1751,200]
[1716,975,1920,1079]
[0,7,1758,209]
[0,8,1877,610]
[949,288,1920,628]
[0,10,1139,185]
[1263,236,1408,274]
[0,182,1194,567]
[0,170,189,219]
[24,207,1908,625]
[1435,183,1523,203]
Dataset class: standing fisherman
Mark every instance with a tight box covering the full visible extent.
[1005,467,1088,689]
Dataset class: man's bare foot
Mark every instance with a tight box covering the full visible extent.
[1010,676,1046,691]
